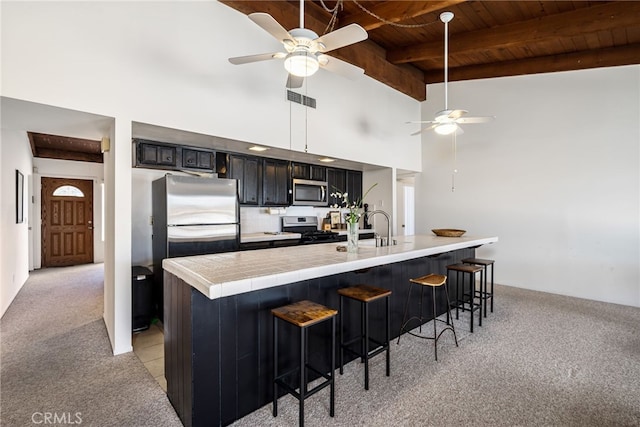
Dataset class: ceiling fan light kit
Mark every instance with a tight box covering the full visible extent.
[284,50,319,77]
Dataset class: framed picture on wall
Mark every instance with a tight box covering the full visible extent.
[16,169,24,224]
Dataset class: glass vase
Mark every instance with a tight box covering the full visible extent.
[347,221,359,253]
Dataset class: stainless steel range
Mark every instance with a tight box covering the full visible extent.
[281,216,340,244]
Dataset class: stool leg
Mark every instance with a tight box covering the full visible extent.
[385,296,390,377]
[482,266,487,318]
[477,270,482,327]
[397,281,414,344]
[490,263,494,313]
[360,301,366,363]
[273,316,278,417]
[299,325,305,427]
[364,301,370,390]
[418,285,425,333]
[339,295,344,375]
[432,285,438,361]
[444,281,458,347]
[330,315,336,417]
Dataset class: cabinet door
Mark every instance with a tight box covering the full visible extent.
[138,142,176,167]
[347,170,363,207]
[182,149,214,170]
[263,159,289,205]
[229,156,246,203]
[243,157,260,205]
[310,165,327,181]
[327,168,346,206]
[158,146,176,166]
[291,162,310,179]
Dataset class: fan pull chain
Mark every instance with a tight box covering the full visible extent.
[451,132,457,192]
[304,78,308,153]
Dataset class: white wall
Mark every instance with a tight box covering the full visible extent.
[1,1,420,353]
[0,129,33,317]
[417,66,640,307]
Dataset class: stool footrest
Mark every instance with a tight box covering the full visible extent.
[274,364,333,401]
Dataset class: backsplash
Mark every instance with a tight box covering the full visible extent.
[240,206,339,234]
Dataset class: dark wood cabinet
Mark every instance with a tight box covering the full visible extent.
[182,148,213,170]
[138,142,177,167]
[347,170,363,207]
[228,155,260,205]
[291,162,326,181]
[134,139,215,172]
[262,159,289,206]
[327,168,347,206]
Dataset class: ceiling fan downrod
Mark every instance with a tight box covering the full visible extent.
[440,11,453,111]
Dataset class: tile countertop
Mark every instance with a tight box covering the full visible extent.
[163,234,498,300]
[241,232,301,243]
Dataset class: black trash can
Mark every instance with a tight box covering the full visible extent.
[132,266,153,332]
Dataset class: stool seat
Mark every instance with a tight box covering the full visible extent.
[410,274,446,287]
[461,257,494,266]
[338,284,391,302]
[272,300,337,327]
[446,264,483,274]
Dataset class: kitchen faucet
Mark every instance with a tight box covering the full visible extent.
[364,210,393,246]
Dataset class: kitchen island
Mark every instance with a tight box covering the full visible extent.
[163,234,497,427]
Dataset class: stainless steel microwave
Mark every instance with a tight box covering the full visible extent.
[292,179,328,206]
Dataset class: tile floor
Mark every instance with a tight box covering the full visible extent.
[132,323,166,391]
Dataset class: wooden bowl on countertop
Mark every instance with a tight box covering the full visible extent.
[432,228,466,237]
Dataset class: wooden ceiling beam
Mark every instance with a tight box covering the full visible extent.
[338,0,467,31]
[220,0,427,101]
[388,1,640,64]
[34,147,103,164]
[423,44,640,83]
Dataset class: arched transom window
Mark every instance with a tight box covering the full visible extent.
[52,185,84,197]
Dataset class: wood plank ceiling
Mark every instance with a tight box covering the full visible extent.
[28,132,103,163]
[220,0,640,101]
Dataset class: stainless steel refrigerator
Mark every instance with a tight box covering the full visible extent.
[152,174,240,318]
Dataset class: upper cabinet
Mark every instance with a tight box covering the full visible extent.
[134,139,215,173]
[228,154,260,205]
[346,170,363,207]
[262,159,289,206]
[291,162,327,182]
[327,168,347,207]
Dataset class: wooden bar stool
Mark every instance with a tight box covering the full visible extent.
[337,284,391,390]
[397,274,458,361]
[462,257,495,316]
[446,263,484,332]
[272,300,337,427]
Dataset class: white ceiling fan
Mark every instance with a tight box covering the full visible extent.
[409,12,494,136]
[228,0,368,88]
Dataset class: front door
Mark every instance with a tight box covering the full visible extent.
[41,177,94,267]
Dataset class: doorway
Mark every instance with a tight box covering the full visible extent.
[41,177,94,267]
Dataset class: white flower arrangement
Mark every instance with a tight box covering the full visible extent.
[330,183,377,225]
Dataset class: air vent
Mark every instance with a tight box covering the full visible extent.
[286,90,316,109]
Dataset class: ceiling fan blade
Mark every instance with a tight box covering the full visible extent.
[410,124,437,136]
[406,120,437,124]
[456,116,495,124]
[248,13,294,44]
[228,52,285,65]
[448,109,468,119]
[286,74,304,88]
[317,54,364,79]
[315,24,368,53]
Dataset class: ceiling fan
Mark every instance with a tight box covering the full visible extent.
[409,12,494,136]
[228,0,368,88]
